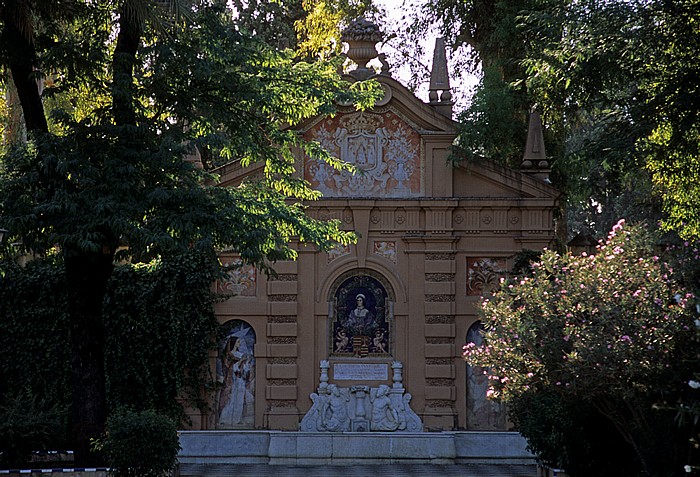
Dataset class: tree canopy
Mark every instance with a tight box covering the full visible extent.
[404,0,700,240]
[0,0,380,464]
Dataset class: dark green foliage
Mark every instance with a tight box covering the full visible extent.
[520,0,700,239]
[0,2,379,461]
[0,257,72,465]
[510,391,642,477]
[104,251,220,418]
[0,257,70,404]
[453,66,528,167]
[229,0,305,51]
[466,223,700,475]
[96,408,179,477]
[511,249,542,277]
[407,0,700,241]
[0,252,219,465]
[0,391,68,466]
[513,387,697,477]
[519,0,662,237]
[404,0,537,167]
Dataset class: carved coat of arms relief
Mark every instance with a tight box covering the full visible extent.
[306,112,421,198]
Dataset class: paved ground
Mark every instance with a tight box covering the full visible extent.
[178,463,537,477]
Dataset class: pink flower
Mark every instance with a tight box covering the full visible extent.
[612,219,625,232]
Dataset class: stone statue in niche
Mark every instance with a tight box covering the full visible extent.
[332,274,390,357]
[299,362,423,433]
[216,320,255,428]
[466,321,507,430]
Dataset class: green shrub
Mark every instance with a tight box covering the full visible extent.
[509,390,641,477]
[0,391,67,466]
[97,408,180,477]
[465,221,699,475]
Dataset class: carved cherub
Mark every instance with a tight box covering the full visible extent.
[335,328,349,352]
[372,328,387,353]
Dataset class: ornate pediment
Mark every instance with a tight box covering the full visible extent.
[304,111,422,198]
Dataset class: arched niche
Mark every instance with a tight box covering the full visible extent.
[328,269,395,358]
[216,319,256,429]
[465,321,507,430]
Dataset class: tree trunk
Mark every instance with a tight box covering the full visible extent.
[65,248,114,466]
[0,1,49,132]
[66,3,142,464]
[112,3,143,126]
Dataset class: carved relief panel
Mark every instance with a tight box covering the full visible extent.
[304,111,422,198]
[466,258,507,296]
[373,241,397,263]
[327,243,352,263]
[217,256,256,297]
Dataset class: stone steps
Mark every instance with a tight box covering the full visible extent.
[178,463,537,477]
[177,431,537,476]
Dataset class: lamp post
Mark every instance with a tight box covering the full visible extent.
[0,228,7,245]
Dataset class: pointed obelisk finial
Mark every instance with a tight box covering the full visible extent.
[429,38,453,117]
[522,110,548,167]
[521,109,551,181]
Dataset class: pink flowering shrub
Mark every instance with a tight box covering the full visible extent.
[465,220,695,400]
[464,220,699,475]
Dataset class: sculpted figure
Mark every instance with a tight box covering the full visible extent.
[320,384,349,431]
[335,329,349,352]
[218,338,253,427]
[372,328,387,353]
[300,392,326,432]
[346,293,374,336]
[370,385,399,431]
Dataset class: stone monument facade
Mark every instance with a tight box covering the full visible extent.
[300,360,422,432]
[184,19,559,432]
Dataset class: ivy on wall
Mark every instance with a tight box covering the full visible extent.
[0,250,219,457]
[104,251,219,419]
[0,255,72,460]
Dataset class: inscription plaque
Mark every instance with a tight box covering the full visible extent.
[333,363,389,381]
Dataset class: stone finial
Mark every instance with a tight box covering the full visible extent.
[521,110,549,169]
[319,360,330,390]
[342,18,383,81]
[428,38,453,117]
